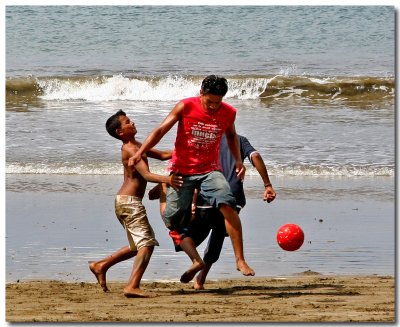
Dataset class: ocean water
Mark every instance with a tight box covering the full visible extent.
[5,6,395,282]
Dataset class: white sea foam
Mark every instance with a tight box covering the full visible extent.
[37,75,274,102]
[5,162,394,177]
[37,75,194,102]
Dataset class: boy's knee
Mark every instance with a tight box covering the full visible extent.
[138,245,154,253]
[219,203,236,214]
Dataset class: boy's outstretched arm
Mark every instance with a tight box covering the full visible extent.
[128,102,183,167]
[250,151,276,203]
[134,159,182,190]
[145,148,173,161]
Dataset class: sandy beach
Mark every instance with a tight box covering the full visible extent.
[5,273,394,323]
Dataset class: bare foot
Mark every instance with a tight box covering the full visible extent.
[193,279,205,290]
[180,261,205,283]
[236,260,255,276]
[123,288,157,298]
[89,261,109,292]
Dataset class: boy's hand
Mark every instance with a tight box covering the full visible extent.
[128,153,142,167]
[169,171,183,190]
[264,186,276,203]
[236,162,246,182]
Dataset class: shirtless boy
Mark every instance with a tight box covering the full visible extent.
[89,110,182,298]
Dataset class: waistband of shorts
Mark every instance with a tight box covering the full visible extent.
[115,195,143,202]
[196,205,213,209]
[196,205,242,210]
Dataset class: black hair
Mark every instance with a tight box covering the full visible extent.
[106,109,126,140]
[201,75,228,96]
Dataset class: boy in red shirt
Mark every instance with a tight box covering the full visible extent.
[130,75,254,281]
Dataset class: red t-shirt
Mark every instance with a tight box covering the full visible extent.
[168,96,236,175]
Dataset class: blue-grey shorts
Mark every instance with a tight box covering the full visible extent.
[163,170,236,231]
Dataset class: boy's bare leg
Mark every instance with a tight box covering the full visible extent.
[89,246,136,292]
[179,237,205,283]
[219,204,255,276]
[155,183,203,283]
[193,263,212,290]
[159,182,167,217]
[123,246,157,298]
[149,183,168,217]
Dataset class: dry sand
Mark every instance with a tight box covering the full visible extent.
[6,272,394,323]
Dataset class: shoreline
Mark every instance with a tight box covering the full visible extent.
[6,174,395,283]
[5,274,395,323]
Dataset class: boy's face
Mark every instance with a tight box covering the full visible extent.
[117,115,137,138]
[200,91,223,115]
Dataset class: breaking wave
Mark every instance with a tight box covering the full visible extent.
[6,74,394,104]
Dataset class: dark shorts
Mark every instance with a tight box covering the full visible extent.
[169,205,241,265]
[169,207,224,249]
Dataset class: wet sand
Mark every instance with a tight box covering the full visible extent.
[5,273,394,323]
[6,175,395,283]
[5,174,395,323]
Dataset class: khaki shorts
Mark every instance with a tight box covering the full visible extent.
[115,195,159,251]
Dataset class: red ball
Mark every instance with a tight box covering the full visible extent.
[277,223,304,251]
